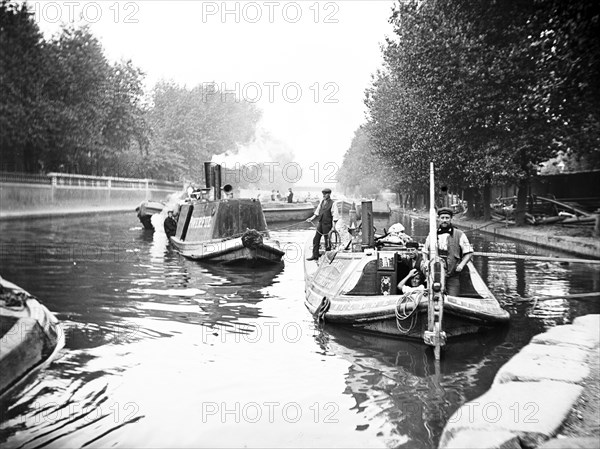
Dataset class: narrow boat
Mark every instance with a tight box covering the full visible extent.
[304,163,509,358]
[170,163,285,265]
[135,200,165,230]
[261,202,314,223]
[372,200,392,217]
[0,277,65,401]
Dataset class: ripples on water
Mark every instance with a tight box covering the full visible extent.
[0,212,598,447]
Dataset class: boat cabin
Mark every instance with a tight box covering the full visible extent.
[175,198,268,242]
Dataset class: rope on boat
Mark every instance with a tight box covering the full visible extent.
[308,225,342,250]
[315,296,331,322]
[241,229,264,249]
[328,229,341,249]
[524,292,600,313]
[395,292,422,334]
[0,283,29,310]
[271,221,311,231]
[462,221,495,233]
[473,252,600,265]
[218,228,270,243]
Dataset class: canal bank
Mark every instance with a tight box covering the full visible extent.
[0,204,136,221]
[438,314,600,449]
[401,211,600,259]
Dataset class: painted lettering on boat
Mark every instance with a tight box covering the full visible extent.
[314,259,346,290]
[189,216,213,229]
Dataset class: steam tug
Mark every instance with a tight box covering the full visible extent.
[169,163,285,265]
[304,163,509,359]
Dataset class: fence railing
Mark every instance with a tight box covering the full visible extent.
[0,171,182,191]
[0,171,51,185]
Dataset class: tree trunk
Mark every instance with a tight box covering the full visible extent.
[515,177,528,225]
[483,183,492,221]
[465,188,478,219]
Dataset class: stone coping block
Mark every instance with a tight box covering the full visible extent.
[573,314,600,332]
[443,429,520,449]
[539,436,600,448]
[439,381,582,449]
[493,343,590,385]
[518,343,589,363]
[531,325,599,350]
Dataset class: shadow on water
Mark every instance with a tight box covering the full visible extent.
[313,323,510,448]
[0,216,288,448]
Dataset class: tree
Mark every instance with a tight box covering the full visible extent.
[360,0,600,222]
[0,0,48,171]
[146,82,261,180]
[338,125,395,197]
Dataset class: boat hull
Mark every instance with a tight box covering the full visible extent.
[262,203,314,223]
[371,200,391,216]
[171,198,285,264]
[306,294,504,339]
[0,278,64,401]
[170,236,284,264]
[135,201,165,230]
[304,247,509,341]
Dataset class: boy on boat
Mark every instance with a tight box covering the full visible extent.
[397,268,426,294]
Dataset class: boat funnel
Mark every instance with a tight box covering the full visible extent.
[214,164,222,200]
[204,162,214,189]
[203,162,223,200]
[361,200,374,248]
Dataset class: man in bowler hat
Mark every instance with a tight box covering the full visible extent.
[306,187,340,260]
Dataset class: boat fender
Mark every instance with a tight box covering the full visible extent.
[241,229,263,249]
[315,296,331,321]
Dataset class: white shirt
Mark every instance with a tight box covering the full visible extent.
[402,284,425,294]
[422,230,473,256]
[313,199,341,222]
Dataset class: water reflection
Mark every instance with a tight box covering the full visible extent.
[0,213,598,448]
[317,325,509,448]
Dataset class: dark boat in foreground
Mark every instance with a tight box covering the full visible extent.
[170,163,285,265]
[0,277,64,401]
[304,163,509,359]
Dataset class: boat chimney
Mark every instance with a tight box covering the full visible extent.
[214,164,222,200]
[203,162,223,200]
[361,200,374,248]
[204,162,214,190]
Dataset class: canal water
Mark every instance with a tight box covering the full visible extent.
[0,211,598,448]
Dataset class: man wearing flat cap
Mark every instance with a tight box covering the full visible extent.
[421,207,473,296]
[306,187,340,260]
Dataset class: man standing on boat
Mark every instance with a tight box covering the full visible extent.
[164,210,178,238]
[306,187,340,261]
[422,207,473,296]
[287,187,294,203]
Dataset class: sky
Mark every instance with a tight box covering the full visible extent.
[30,0,395,186]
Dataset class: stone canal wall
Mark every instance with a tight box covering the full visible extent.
[438,314,600,449]
[0,172,181,219]
[401,211,600,259]
[456,219,600,260]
